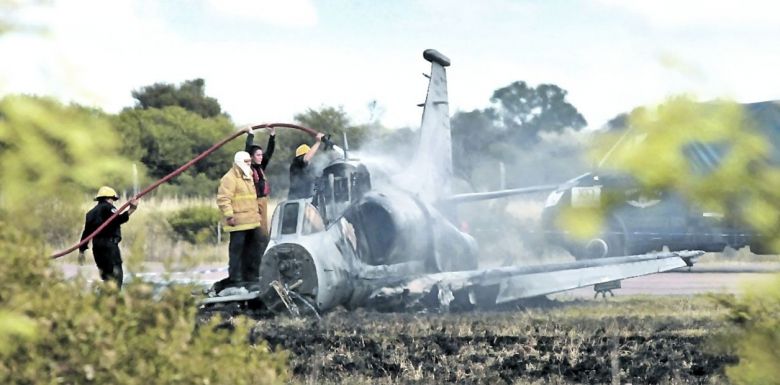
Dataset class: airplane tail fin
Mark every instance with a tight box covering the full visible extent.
[405,49,452,202]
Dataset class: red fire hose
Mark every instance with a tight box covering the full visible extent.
[49,123,323,259]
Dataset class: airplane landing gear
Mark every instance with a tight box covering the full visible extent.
[593,280,621,299]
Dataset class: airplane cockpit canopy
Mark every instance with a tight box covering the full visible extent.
[274,200,326,238]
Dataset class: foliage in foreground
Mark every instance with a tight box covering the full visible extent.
[0,96,287,384]
[583,96,780,384]
[712,275,780,385]
[0,223,287,384]
[588,96,780,248]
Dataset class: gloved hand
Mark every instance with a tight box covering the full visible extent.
[78,251,85,266]
[320,134,334,150]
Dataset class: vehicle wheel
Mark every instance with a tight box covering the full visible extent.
[570,222,627,260]
[750,242,778,255]
[593,232,626,258]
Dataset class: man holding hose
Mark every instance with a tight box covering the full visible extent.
[78,186,139,290]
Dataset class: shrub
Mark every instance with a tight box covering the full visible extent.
[0,222,288,384]
[167,205,222,244]
[0,95,288,384]
[156,173,220,198]
[712,275,780,385]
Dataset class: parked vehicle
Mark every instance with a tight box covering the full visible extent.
[541,100,780,259]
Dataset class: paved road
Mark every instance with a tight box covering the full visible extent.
[56,262,225,286]
[555,271,770,299]
[553,263,780,299]
[56,261,779,298]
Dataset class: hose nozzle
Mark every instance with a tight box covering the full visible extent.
[321,134,335,150]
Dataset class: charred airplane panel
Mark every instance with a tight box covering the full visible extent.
[369,251,700,309]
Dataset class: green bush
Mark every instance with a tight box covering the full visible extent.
[712,275,780,385]
[0,223,288,384]
[158,172,220,198]
[586,95,780,384]
[0,95,288,384]
[167,205,222,244]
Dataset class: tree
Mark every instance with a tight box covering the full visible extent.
[131,78,223,118]
[294,106,370,147]
[112,106,241,196]
[451,108,499,179]
[450,81,588,189]
[605,112,629,132]
[490,81,586,145]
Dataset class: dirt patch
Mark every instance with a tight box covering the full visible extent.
[249,303,736,384]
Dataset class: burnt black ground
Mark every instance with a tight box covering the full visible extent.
[246,298,737,384]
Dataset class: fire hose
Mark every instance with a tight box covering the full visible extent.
[50,123,330,259]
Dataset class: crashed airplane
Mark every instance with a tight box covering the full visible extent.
[201,49,700,316]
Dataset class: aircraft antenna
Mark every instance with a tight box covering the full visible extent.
[499,162,506,190]
[342,132,349,160]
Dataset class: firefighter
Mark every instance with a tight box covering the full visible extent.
[244,125,275,237]
[78,186,139,289]
[288,132,325,200]
[215,151,264,292]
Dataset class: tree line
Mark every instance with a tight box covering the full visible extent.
[12,77,589,197]
[115,79,399,196]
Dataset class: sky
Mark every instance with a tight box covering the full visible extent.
[2,0,779,130]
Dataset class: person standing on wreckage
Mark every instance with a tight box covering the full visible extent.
[244,125,275,239]
[288,132,325,200]
[214,151,264,293]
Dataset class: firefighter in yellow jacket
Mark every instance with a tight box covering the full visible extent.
[215,151,267,292]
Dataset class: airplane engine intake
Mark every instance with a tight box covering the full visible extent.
[344,190,478,272]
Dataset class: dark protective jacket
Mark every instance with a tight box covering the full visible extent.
[79,200,130,252]
[288,155,316,199]
[245,133,275,197]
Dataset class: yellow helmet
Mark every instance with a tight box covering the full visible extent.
[94,186,119,201]
[295,144,311,157]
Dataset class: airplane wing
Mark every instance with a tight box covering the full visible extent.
[369,250,701,308]
[441,184,559,204]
